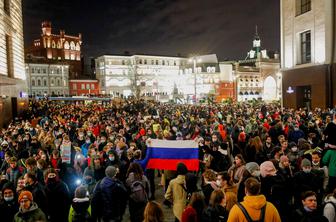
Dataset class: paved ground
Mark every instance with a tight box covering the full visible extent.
[123,172,175,222]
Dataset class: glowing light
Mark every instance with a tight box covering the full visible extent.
[263,76,277,101]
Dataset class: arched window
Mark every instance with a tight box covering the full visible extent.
[43,79,47,86]
[50,78,54,86]
[64,41,69,49]
[57,41,62,48]
[57,79,60,86]
[70,41,76,50]
[75,43,80,51]
[51,41,56,48]
[37,79,41,86]
[32,79,35,86]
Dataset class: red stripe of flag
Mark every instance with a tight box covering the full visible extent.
[146,159,199,171]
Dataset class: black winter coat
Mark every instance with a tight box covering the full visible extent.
[45,180,71,222]
[91,177,127,222]
[0,199,19,222]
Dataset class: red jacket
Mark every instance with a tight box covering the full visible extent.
[182,206,199,222]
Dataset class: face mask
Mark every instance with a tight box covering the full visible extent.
[4,196,14,202]
[79,133,84,137]
[86,140,91,144]
[216,180,221,187]
[312,161,319,166]
[101,140,106,143]
[87,132,92,136]
[291,147,298,152]
[109,157,115,162]
[303,168,311,173]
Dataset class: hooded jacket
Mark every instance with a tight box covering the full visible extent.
[164,175,187,221]
[227,195,281,222]
[13,202,47,222]
[68,197,92,222]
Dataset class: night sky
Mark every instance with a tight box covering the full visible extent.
[23,0,280,60]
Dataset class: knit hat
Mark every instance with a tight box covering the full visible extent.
[105,166,117,178]
[83,168,94,178]
[18,191,33,203]
[176,162,188,175]
[1,182,15,196]
[288,142,297,149]
[245,162,260,175]
[260,161,277,178]
[301,158,311,168]
[280,155,289,163]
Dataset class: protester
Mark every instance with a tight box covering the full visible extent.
[227,177,281,222]
[13,190,47,222]
[91,166,127,222]
[292,191,328,221]
[202,189,228,222]
[0,182,19,222]
[181,191,206,222]
[323,188,336,222]
[164,162,188,221]
[68,186,92,222]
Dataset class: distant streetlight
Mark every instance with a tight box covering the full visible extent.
[189,56,202,103]
[276,72,283,110]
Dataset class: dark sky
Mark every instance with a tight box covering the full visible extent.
[23,0,280,60]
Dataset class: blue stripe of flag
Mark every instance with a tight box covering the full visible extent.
[148,147,199,159]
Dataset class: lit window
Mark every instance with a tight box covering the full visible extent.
[73,83,77,90]
[86,84,90,89]
[81,84,85,89]
[91,84,95,89]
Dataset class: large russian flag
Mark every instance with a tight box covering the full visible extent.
[140,139,199,171]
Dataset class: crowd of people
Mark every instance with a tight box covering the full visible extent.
[0,98,335,222]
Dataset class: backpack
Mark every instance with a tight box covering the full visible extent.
[129,180,148,203]
[323,201,336,212]
[237,202,266,222]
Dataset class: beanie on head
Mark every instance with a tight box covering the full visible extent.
[18,191,33,203]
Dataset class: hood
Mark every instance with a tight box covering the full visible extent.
[72,197,90,213]
[243,195,267,210]
[175,175,186,185]
[19,202,39,214]
[101,177,119,189]
[324,195,336,203]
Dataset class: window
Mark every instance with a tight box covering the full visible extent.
[43,79,47,86]
[156,60,158,65]
[296,0,311,16]
[91,84,95,89]
[81,84,85,90]
[151,60,154,65]
[144,59,147,65]
[162,60,165,65]
[4,0,10,15]
[57,79,60,86]
[122,60,125,65]
[73,83,77,90]
[37,79,41,86]
[5,35,13,78]
[300,31,311,64]
[86,84,90,90]
[32,79,35,86]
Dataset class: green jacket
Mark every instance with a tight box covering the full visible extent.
[13,202,47,222]
[322,149,336,177]
[68,198,92,222]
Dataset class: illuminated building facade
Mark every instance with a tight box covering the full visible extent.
[25,63,69,96]
[25,21,82,79]
[0,0,28,127]
[281,0,336,108]
[95,54,230,102]
[231,30,281,102]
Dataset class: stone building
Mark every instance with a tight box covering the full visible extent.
[25,21,82,79]
[95,54,231,102]
[25,63,69,96]
[281,0,336,108]
[0,0,28,127]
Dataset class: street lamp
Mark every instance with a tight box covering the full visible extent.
[188,56,202,103]
[276,72,283,110]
